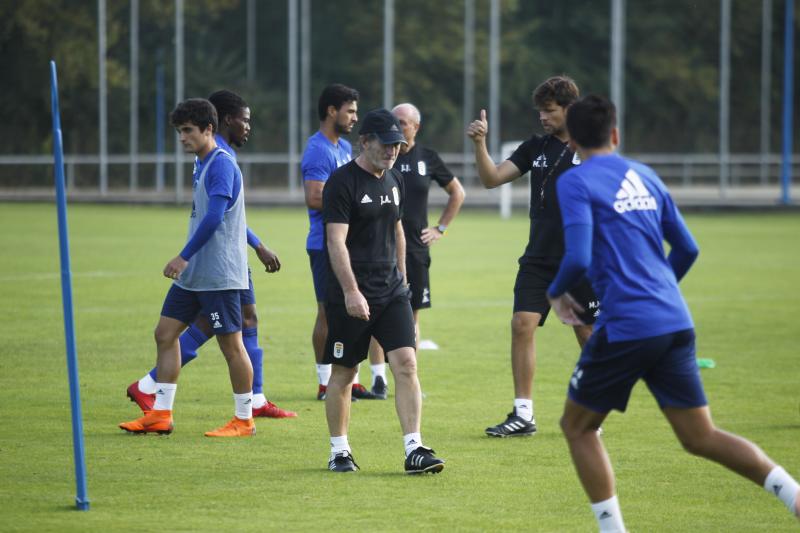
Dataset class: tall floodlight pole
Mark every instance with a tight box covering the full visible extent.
[244,0,256,188]
[719,0,731,197]
[463,0,475,185]
[98,0,108,195]
[383,0,395,108]
[610,0,626,153]
[780,0,795,204]
[247,0,256,82]
[300,0,311,146]
[288,0,299,192]
[175,0,185,203]
[130,0,139,191]
[760,0,773,184]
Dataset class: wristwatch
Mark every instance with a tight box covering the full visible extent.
[436,224,447,235]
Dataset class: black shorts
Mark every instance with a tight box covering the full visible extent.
[324,295,416,368]
[513,262,599,326]
[406,250,431,310]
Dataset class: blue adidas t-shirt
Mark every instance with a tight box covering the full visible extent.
[301,131,352,250]
[555,154,694,342]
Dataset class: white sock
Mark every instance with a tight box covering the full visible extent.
[403,432,422,457]
[234,391,253,420]
[591,495,626,532]
[371,363,386,387]
[138,373,157,395]
[317,364,331,386]
[764,466,800,515]
[330,435,351,458]
[153,383,176,411]
[353,367,361,386]
[514,398,534,422]
[252,393,267,409]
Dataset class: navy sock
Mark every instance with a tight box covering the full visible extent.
[148,324,210,380]
[243,327,263,395]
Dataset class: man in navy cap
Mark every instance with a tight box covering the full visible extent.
[321,109,446,475]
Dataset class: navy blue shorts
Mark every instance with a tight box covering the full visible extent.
[568,328,707,413]
[240,270,256,306]
[161,284,242,334]
[307,249,328,303]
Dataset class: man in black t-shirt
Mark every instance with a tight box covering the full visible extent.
[467,75,600,438]
[365,102,466,399]
[322,108,445,475]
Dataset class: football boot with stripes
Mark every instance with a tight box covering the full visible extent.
[370,376,388,400]
[404,446,445,475]
[485,409,537,438]
[328,451,359,472]
[351,383,378,400]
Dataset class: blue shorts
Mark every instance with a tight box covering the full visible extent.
[568,328,707,413]
[307,249,328,303]
[161,284,242,334]
[240,270,256,306]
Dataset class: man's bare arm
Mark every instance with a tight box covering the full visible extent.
[304,180,325,210]
[327,223,369,320]
[467,109,522,189]
[395,220,407,283]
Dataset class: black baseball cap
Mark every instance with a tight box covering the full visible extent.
[358,108,407,145]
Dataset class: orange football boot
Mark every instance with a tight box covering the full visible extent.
[119,410,173,435]
[204,417,256,437]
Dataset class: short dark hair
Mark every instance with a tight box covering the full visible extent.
[532,75,580,109]
[170,98,218,132]
[317,83,359,121]
[566,94,617,149]
[208,90,248,125]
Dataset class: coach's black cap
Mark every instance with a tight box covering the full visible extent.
[358,108,407,145]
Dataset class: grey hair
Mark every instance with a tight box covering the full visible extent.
[392,102,421,124]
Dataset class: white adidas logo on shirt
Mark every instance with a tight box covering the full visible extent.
[360,194,372,204]
[613,169,657,214]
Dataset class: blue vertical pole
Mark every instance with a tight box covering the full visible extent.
[155,55,165,192]
[50,60,90,512]
[780,0,795,204]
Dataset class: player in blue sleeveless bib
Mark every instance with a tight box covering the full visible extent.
[546,95,800,531]
[120,98,258,437]
[126,91,295,419]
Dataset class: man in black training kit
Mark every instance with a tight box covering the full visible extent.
[467,75,600,437]
[365,102,466,399]
[323,108,445,474]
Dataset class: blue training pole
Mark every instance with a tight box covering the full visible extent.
[50,60,90,511]
[780,0,795,205]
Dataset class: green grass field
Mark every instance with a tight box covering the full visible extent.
[1,203,799,532]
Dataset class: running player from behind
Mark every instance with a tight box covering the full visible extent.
[548,93,800,531]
